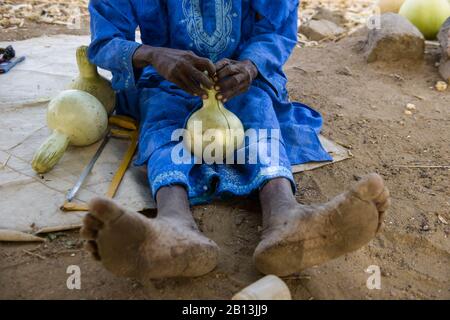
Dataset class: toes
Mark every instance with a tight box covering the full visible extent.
[80,214,103,240]
[89,197,125,223]
[377,197,391,213]
[85,240,101,260]
[373,187,390,233]
[375,188,390,211]
[352,173,385,201]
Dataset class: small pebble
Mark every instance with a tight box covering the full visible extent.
[406,103,416,111]
[404,110,413,116]
[437,215,448,225]
[435,81,448,92]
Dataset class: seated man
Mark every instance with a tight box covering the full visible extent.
[81,0,390,280]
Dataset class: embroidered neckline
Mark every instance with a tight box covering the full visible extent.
[182,0,233,62]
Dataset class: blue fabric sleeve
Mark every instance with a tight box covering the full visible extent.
[238,0,299,96]
[88,0,142,91]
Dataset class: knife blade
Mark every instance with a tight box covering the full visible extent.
[65,133,111,203]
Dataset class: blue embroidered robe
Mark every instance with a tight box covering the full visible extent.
[88,0,332,204]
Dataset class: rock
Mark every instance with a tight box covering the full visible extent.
[438,17,450,81]
[406,103,416,111]
[299,19,346,41]
[363,13,424,63]
[312,7,347,26]
[336,66,352,76]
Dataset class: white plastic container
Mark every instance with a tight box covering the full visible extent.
[232,275,292,300]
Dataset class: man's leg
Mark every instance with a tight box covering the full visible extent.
[80,185,219,280]
[254,174,390,276]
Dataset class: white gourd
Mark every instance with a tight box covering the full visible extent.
[31,90,108,174]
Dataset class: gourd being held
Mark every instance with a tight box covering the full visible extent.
[399,0,450,40]
[185,88,245,160]
[32,90,108,174]
[69,46,116,114]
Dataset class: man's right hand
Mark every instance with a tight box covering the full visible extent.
[133,45,215,98]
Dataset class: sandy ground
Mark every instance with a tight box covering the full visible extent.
[1,19,450,300]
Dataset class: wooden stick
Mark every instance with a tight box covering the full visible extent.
[109,115,138,131]
[35,224,83,234]
[60,202,89,212]
[23,249,46,260]
[0,229,45,242]
[106,132,138,198]
[1,153,11,169]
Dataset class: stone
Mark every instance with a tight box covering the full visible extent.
[363,13,425,63]
[312,7,347,26]
[299,19,346,41]
[336,66,352,76]
[437,17,450,81]
[406,103,416,111]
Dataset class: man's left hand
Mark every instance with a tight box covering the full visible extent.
[214,58,258,102]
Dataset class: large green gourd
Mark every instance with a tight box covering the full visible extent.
[399,0,450,40]
[69,46,116,115]
[185,88,245,160]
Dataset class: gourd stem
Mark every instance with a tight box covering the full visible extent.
[76,45,98,78]
[203,88,222,110]
[31,130,70,174]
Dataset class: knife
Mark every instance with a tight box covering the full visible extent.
[65,133,111,203]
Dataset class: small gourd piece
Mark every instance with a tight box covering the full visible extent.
[69,45,116,114]
[185,88,245,160]
[378,0,405,13]
[31,90,108,174]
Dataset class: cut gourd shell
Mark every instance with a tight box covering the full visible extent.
[0,229,46,242]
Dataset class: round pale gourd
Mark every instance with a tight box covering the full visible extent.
[399,0,450,40]
[378,0,405,13]
[31,90,108,174]
[184,88,245,160]
[69,45,116,115]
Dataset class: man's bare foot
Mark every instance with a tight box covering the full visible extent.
[80,198,219,280]
[254,174,390,276]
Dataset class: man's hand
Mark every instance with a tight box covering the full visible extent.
[214,58,258,102]
[133,45,215,98]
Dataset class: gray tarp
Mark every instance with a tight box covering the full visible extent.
[0,35,351,239]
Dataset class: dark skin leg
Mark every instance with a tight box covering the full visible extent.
[80,185,219,280]
[259,178,298,229]
[156,185,196,227]
[255,175,390,276]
